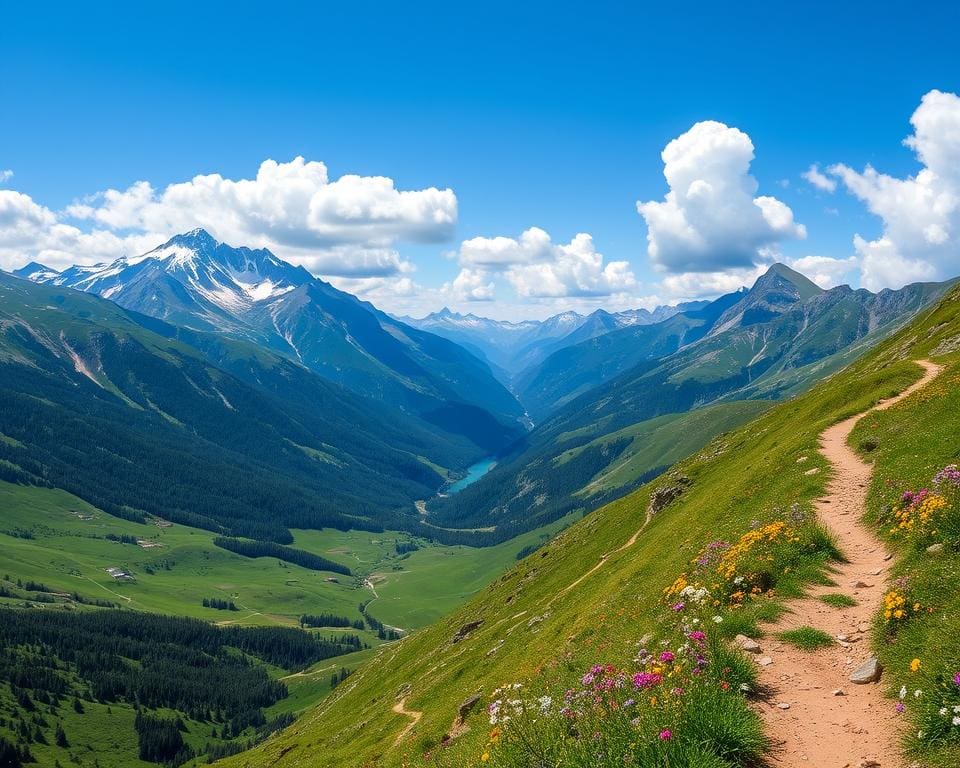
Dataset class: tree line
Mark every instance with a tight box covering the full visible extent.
[212,538,351,575]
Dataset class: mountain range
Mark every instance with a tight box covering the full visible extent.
[401,300,708,380]
[0,271,506,543]
[428,263,953,533]
[8,236,955,545]
[18,229,525,452]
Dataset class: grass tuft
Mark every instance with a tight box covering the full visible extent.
[818,592,857,608]
[778,626,835,650]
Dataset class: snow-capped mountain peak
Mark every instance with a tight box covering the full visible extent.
[22,229,311,320]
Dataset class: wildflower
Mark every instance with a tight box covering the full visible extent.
[914,689,922,698]
[632,672,662,689]
[896,701,905,713]
[712,615,723,624]
[658,729,672,741]
[954,716,960,727]
[659,651,675,663]
[910,658,921,673]
[899,685,907,700]
[954,672,960,687]
[481,752,490,762]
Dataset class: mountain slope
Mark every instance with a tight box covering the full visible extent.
[515,290,744,419]
[0,272,492,542]
[220,282,960,768]
[430,270,952,533]
[22,230,525,451]
[515,264,949,422]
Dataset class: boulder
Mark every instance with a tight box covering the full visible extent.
[849,657,883,684]
[734,634,761,654]
[458,694,481,721]
[451,619,484,644]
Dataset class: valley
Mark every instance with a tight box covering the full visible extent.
[4,14,959,768]
[221,281,960,768]
[2,235,957,768]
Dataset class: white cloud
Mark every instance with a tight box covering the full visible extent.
[658,266,766,300]
[0,170,13,185]
[451,227,636,300]
[458,227,554,267]
[637,120,805,274]
[445,267,496,301]
[0,189,157,270]
[787,255,858,288]
[801,164,837,193]
[1,157,457,277]
[830,89,960,290]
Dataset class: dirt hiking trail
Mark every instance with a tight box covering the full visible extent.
[392,697,423,746]
[755,360,942,768]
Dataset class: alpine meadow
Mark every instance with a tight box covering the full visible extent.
[3,4,960,768]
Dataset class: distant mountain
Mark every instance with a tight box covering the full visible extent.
[0,272,497,543]
[431,265,954,533]
[21,230,525,451]
[402,300,706,378]
[515,292,743,419]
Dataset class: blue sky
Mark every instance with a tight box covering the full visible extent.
[2,1,959,319]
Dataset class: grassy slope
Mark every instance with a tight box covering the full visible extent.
[222,285,960,768]
[849,319,960,767]
[0,482,570,632]
[556,401,773,496]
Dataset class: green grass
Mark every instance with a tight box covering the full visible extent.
[220,287,960,768]
[555,400,773,496]
[0,481,572,632]
[778,626,835,650]
[818,593,857,608]
[0,480,577,767]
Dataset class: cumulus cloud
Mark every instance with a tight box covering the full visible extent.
[0,170,13,184]
[658,266,766,300]
[1,157,457,277]
[829,89,960,290]
[786,255,858,288]
[802,164,837,193]
[449,227,636,301]
[637,120,806,273]
[0,190,157,270]
[444,267,496,301]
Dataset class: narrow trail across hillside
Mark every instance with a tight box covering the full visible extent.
[546,505,655,608]
[755,360,942,768]
[391,697,423,746]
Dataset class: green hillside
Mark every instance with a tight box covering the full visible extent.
[431,275,951,535]
[0,479,575,767]
[0,272,526,544]
[221,285,960,768]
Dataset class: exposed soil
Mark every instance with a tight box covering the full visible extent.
[392,697,423,746]
[754,360,942,768]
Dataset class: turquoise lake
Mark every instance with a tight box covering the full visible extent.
[444,457,497,494]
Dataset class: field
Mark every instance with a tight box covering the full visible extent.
[0,481,573,632]
[0,479,579,768]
